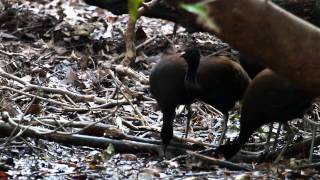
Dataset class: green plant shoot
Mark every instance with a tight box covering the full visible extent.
[128,0,143,23]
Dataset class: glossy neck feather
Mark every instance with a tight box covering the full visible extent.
[182,48,200,83]
[182,48,201,90]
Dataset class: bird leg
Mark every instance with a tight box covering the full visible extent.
[185,104,192,138]
[160,106,176,155]
[172,23,178,43]
[274,122,293,164]
[309,125,317,162]
[272,123,282,151]
[263,123,274,152]
[218,113,229,146]
[266,123,273,144]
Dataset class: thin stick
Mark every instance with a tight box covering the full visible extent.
[0,86,73,107]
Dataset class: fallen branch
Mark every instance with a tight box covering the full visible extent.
[1,113,249,170]
[121,120,217,148]
[8,114,203,151]
[0,120,162,154]
[186,150,251,171]
[0,117,202,155]
[114,64,149,84]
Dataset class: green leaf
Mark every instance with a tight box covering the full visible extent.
[180,1,220,33]
[257,127,264,133]
[103,143,116,160]
[128,0,142,23]
[106,143,115,155]
[180,2,208,20]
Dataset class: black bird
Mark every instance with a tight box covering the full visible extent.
[150,51,194,148]
[149,48,251,148]
[215,69,314,160]
[183,51,251,145]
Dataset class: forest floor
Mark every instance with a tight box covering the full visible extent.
[0,0,319,179]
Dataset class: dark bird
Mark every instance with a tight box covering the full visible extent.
[215,69,314,160]
[239,54,276,145]
[149,48,251,148]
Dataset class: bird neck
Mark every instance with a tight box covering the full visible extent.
[185,68,197,83]
[184,64,201,95]
[185,59,199,82]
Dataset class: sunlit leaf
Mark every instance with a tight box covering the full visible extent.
[257,127,264,133]
[180,2,208,20]
[128,0,142,23]
[180,1,220,33]
[103,143,116,160]
[234,173,251,180]
[106,143,115,155]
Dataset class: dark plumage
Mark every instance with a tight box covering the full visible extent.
[215,69,314,160]
[150,52,193,147]
[149,49,251,148]
[239,54,265,79]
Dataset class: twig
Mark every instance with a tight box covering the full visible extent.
[0,114,33,147]
[113,64,149,84]
[205,47,231,58]
[303,115,320,126]
[163,172,216,179]
[69,107,119,135]
[0,86,74,108]
[295,162,320,170]
[64,94,77,106]
[36,51,54,62]
[0,68,27,85]
[186,150,251,171]
[2,107,118,136]
[0,68,118,104]
[136,35,157,49]
[108,69,148,126]
[168,148,215,163]
[0,49,27,58]
[112,35,157,62]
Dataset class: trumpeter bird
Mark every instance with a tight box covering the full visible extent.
[215,69,314,160]
[149,48,250,149]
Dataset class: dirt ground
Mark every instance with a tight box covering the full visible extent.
[0,0,319,179]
